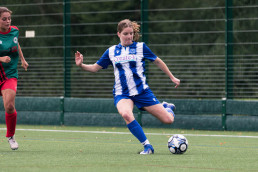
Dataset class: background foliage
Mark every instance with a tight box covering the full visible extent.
[1,0,258,99]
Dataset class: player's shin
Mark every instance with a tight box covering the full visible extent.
[5,110,17,137]
[127,120,148,143]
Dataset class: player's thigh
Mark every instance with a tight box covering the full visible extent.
[117,99,134,112]
[1,78,17,106]
[116,99,135,123]
[1,89,16,108]
[144,104,172,122]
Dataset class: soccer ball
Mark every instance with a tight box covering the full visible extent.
[168,134,188,154]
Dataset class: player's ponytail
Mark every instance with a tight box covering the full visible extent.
[131,21,140,42]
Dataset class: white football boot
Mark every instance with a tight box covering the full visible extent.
[162,101,176,111]
[139,144,154,155]
[8,135,19,150]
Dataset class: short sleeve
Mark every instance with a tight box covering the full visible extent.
[96,49,112,69]
[143,43,157,62]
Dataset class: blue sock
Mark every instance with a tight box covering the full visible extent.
[165,108,175,117]
[127,120,147,143]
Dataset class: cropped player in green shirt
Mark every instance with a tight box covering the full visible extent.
[0,7,28,150]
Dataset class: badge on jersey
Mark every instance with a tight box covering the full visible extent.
[129,48,136,54]
[115,49,121,56]
[13,37,18,44]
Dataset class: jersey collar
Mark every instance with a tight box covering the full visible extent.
[0,27,11,34]
[117,42,137,49]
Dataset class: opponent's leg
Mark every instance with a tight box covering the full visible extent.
[2,89,18,150]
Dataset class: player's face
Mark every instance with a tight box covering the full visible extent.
[118,27,134,46]
[0,12,11,32]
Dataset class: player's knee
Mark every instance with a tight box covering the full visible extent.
[120,111,134,122]
[5,103,15,113]
[163,116,174,124]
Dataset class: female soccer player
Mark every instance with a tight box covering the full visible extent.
[75,19,180,154]
[0,7,29,150]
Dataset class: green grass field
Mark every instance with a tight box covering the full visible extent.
[0,125,258,172]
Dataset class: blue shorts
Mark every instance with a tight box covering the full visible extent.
[114,88,160,111]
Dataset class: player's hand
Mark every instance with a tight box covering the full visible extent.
[1,56,11,63]
[75,51,83,67]
[21,60,29,71]
[172,77,180,88]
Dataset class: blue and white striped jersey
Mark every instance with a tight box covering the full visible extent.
[97,42,157,96]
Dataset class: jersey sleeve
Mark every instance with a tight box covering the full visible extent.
[96,49,112,69]
[11,26,19,37]
[143,43,157,62]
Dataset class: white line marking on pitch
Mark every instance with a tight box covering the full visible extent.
[0,128,258,138]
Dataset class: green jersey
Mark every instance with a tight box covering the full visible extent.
[0,26,19,83]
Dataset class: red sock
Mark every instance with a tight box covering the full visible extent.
[5,110,17,137]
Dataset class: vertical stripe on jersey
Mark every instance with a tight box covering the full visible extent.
[116,63,129,95]
[0,63,7,83]
[140,59,148,89]
[136,43,149,90]
[129,61,144,94]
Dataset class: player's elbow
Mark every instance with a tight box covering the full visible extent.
[90,64,102,73]
[90,69,98,73]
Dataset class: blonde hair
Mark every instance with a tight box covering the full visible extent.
[0,7,12,16]
[117,19,141,42]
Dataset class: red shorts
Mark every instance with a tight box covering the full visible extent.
[0,78,18,95]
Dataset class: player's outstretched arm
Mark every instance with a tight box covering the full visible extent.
[18,43,29,71]
[153,57,180,88]
[75,51,102,73]
[75,51,83,66]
